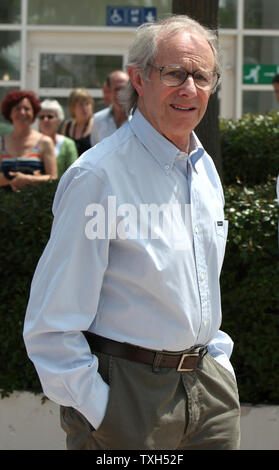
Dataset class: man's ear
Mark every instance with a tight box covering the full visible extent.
[127,66,145,97]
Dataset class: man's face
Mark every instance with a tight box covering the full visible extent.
[273,82,279,102]
[130,31,215,151]
[110,72,129,111]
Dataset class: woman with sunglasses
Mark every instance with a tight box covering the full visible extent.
[39,99,78,178]
[0,90,57,192]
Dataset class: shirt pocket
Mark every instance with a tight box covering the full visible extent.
[215,220,229,274]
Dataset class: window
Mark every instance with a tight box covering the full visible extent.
[244,0,279,29]
[219,0,237,28]
[0,31,21,81]
[0,0,21,24]
[244,36,279,66]
[243,90,278,114]
[40,54,123,89]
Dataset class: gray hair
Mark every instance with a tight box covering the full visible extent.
[40,99,64,122]
[120,15,222,114]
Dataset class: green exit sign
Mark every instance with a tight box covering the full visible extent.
[243,64,279,84]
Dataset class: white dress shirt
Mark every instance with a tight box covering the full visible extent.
[90,106,117,146]
[23,109,234,430]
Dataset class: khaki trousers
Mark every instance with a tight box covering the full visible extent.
[60,351,241,450]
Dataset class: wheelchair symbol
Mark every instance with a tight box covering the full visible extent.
[110,8,124,24]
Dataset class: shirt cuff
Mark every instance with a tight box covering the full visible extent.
[77,375,110,430]
[207,329,236,378]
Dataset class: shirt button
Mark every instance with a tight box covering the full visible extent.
[194,226,199,233]
[200,273,205,280]
[164,164,170,170]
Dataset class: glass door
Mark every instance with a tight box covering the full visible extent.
[39,52,123,116]
[27,32,126,119]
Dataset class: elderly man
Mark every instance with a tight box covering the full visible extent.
[90,70,129,145]
[23,15,240,450]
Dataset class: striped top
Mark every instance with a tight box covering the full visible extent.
[1,135,45,180]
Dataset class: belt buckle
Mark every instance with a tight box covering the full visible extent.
[177,352,199,372]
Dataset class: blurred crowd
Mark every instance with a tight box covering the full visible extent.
[1,70,278,194]
[0,70,129,192]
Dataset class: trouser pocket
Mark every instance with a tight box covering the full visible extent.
[93,354,187,450]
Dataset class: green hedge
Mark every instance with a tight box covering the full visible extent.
[0,182,58,396]
[0,178,278,404]
[222,180,279,404]
[221,112,279,186]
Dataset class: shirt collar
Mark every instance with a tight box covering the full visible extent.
[188,133,205,172]
[129,108,204,172]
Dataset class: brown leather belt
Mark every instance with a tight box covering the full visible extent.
[83,331,207,372]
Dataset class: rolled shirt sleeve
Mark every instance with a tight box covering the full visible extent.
[23,165,110,429]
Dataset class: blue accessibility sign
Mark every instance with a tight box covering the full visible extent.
[107,6,157,27]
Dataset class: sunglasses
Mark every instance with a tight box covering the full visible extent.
[39,114,56,120]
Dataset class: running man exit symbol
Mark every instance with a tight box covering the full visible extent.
[243,64,279,84]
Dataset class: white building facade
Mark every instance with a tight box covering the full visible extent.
[0,0,279,127]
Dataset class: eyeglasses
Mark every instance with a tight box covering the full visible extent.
[39,114,56,120]
[148,64,220,91]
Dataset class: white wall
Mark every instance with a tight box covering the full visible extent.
[0,392,279,450]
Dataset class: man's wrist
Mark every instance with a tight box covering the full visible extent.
[77,379,110,431]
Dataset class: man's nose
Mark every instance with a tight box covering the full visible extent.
[178,74,197,96]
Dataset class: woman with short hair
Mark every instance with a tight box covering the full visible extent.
[39,99,78,178]
[0,90,57,191]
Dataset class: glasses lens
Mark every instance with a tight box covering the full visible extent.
[160,66,217,90]
[161,68,187,86]
[193,70,216,90]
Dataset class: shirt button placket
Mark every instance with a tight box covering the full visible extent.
[192,213,209,341]
[164,163,170,174]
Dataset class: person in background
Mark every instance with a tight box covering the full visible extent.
[39,99,78,178]
[102,80,111,106]
[61,88,94,156]
[90,70,129,146]
[23,15,240,450]
[272,74,279,102]
[0,90,57,192]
